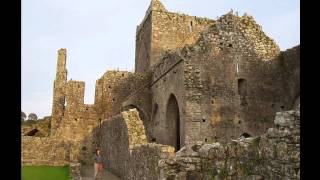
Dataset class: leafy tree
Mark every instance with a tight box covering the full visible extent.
[21,111,26,122]
[28,113,38,121]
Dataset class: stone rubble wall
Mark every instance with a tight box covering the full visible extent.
[178,11,299,143]
[158,107,300,180]
[96,108,147,178]
[69,162,81,180]
[21,136,70,166]
[95,71,151,121]
[96,108,177,180]
[21,116,51,137]
[122,109,148,149]
[203,13,280,60]
[125,143,175,180]
[22,2,299,180]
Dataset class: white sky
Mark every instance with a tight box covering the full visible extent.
[22,0,300,118]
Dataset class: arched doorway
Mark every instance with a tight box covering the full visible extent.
[165,94,181,151]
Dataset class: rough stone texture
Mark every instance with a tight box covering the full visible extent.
[178,13,289,144]
[126,143,175,180]
[21,136,70,166]
[22,1,299,179]
[150,52,185,148]
[134,0,300,147]
[70,163,81,180]
[21,116,51,137]
[28,0,298,150]
[93,109,147,178]
[92,108,175,180]
[51,48,67,136]
[159,107,300,180]
[277,46,300,109]
[135,0,214,73]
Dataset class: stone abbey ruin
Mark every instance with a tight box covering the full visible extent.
[22,0,300,179]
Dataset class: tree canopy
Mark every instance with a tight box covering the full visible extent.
[21,111,26,122]
[28,113,38,121]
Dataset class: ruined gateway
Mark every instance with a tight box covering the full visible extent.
[22,0,300,179]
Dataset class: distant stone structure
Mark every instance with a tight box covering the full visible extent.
[22,0,300,179]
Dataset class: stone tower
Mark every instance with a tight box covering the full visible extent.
[135,0,168,73]
[51,48,68,135]
[135,0,214,73]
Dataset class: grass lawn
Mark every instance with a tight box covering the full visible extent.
[22,166,70,180]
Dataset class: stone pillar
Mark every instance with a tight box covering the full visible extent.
[51,48,68,135]
[69,162,81,180]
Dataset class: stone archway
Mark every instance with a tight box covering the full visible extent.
[122,105,146,121]
[165,94,181,151]
[122,104,152,141]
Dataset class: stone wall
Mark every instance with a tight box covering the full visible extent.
[94,108,176,180]
[276,45,300,109]
[132,9,300,149]
[53,80,100,165]
[94,71,151,120]
[178,13,297,144]
[150,52,185,149]
[21,136,70,166]
[125,143,175,180]
[159,107,300,179]
[22,2,299,180]
[94,109,147,178]
[21,116,51,137]
[135,0,214,73]
[135,6,153,73]
[133,10,299,148]
[151,10,214,67]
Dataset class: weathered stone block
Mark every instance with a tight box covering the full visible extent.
[274,111,295,127]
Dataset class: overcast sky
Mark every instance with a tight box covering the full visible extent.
[22,0,300,118]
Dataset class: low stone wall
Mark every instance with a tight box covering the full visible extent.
[21,136,70,166]
[125,143,175,180]
[159,108,300,179]
[21,117,51,137]
[22,136,83,179]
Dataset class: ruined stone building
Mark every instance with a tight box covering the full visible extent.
[22,0,300,179]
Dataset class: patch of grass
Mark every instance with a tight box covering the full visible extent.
[22,166,70,180]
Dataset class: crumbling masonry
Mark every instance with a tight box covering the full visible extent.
[22,0,300,179]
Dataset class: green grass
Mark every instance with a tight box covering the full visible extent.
[22,166,70,180]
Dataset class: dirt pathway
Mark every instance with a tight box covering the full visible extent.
[80,165,121,180]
